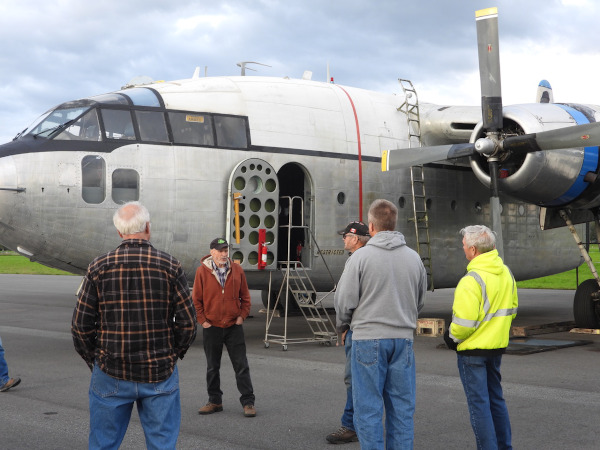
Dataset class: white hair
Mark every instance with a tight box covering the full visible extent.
[113,201,150,235]
[460,225,496,253]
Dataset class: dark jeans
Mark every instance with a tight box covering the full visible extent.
[203,324,255,406]
[341,330,354,431]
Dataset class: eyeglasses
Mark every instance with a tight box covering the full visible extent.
[343,233,356,239]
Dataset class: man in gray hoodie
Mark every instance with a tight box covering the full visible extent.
[335,199,427,449]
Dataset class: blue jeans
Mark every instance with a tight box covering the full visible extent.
[88,364,181,450]
[351,338,416,450]
[0,336,9,384]
[341,330,354,430]
[457,354,512,450]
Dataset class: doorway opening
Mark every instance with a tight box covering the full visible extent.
[277,163,312,268]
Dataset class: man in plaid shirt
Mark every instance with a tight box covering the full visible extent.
[72,201,196,450]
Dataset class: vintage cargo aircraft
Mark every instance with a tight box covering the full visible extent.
[0,7,599,328]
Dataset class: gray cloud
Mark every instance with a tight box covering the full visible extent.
[0,0,598,143]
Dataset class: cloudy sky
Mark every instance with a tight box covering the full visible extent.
[0,0,598,144]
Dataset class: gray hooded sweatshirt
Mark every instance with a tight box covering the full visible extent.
[334,231,427,341]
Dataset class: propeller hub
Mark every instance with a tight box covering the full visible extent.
[474,137,496,156]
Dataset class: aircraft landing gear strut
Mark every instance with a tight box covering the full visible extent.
[560,209,600,328]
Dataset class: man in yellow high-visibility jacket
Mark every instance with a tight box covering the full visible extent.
[445,225,518,450]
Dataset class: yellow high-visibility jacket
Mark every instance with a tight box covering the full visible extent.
[450,249,518,352]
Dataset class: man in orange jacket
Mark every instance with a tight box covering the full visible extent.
[193,237,256,417]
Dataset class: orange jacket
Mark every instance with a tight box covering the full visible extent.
[192,255,251,328]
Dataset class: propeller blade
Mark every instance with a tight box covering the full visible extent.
[488,159,504,259]
[503,121,600,155]
[476,8,504,260]
[476,7,503,131]
[382,143,475,171]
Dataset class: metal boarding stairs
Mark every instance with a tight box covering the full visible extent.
[263,196,338,350]
[399,78,434,290]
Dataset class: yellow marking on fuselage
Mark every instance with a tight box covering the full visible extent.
[381,150,388,172]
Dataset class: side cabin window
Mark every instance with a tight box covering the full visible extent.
[112,169,140,204]
[135,111,169,143]
[101,109,136,140]
[169,112,214,146]
[82,155,105,204]
[215,115,248,149]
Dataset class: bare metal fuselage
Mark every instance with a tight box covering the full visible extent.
[0,76,581,291]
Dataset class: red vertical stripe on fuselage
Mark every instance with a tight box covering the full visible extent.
[336,86,363,221]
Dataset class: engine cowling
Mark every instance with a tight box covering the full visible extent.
[470,103,600,209]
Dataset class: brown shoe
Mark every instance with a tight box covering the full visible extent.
[326,426,358,444]
[0,377,21,393]
[243,404,256,417]
[198,402,223,415]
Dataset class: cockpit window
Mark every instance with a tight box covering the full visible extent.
[88,93,130,105]
[27,106,90,138]
[118,88,161,107]
[169,112,215,146]
[135,111,169,143]
[54,109,101,141]
[215,115,248,149]
[100,109,136,140]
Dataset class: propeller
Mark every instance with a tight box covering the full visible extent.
[382,120,600,170]
[382,7,600,259]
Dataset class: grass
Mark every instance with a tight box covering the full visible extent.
[516,246,600,290]
[0,249,598,288]
[0,253,73,275]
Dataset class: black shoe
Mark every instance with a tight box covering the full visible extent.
[326,426,358,444]
[0,377,21,392]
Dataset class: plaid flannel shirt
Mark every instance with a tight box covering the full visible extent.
[71,239,197,383]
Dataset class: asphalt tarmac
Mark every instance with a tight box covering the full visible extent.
[0,274,599,449]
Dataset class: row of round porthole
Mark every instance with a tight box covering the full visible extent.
[232,250,275,266]
[335,193,528,215]
[232,228,276,246]
[239,163,273,176]
[237,198,277,213]
[233,175,277,195]
[232,215,277,241]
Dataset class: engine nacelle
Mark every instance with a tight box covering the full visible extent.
[470,103,600,209]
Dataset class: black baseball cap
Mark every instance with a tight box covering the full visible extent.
[337,221,369,237]
[210,237,229,250]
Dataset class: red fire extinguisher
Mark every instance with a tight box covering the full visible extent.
[259,243,268,270]
[258,228,267,270]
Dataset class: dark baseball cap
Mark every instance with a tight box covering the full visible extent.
[210,237,229,250]
[337,221,369,237]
